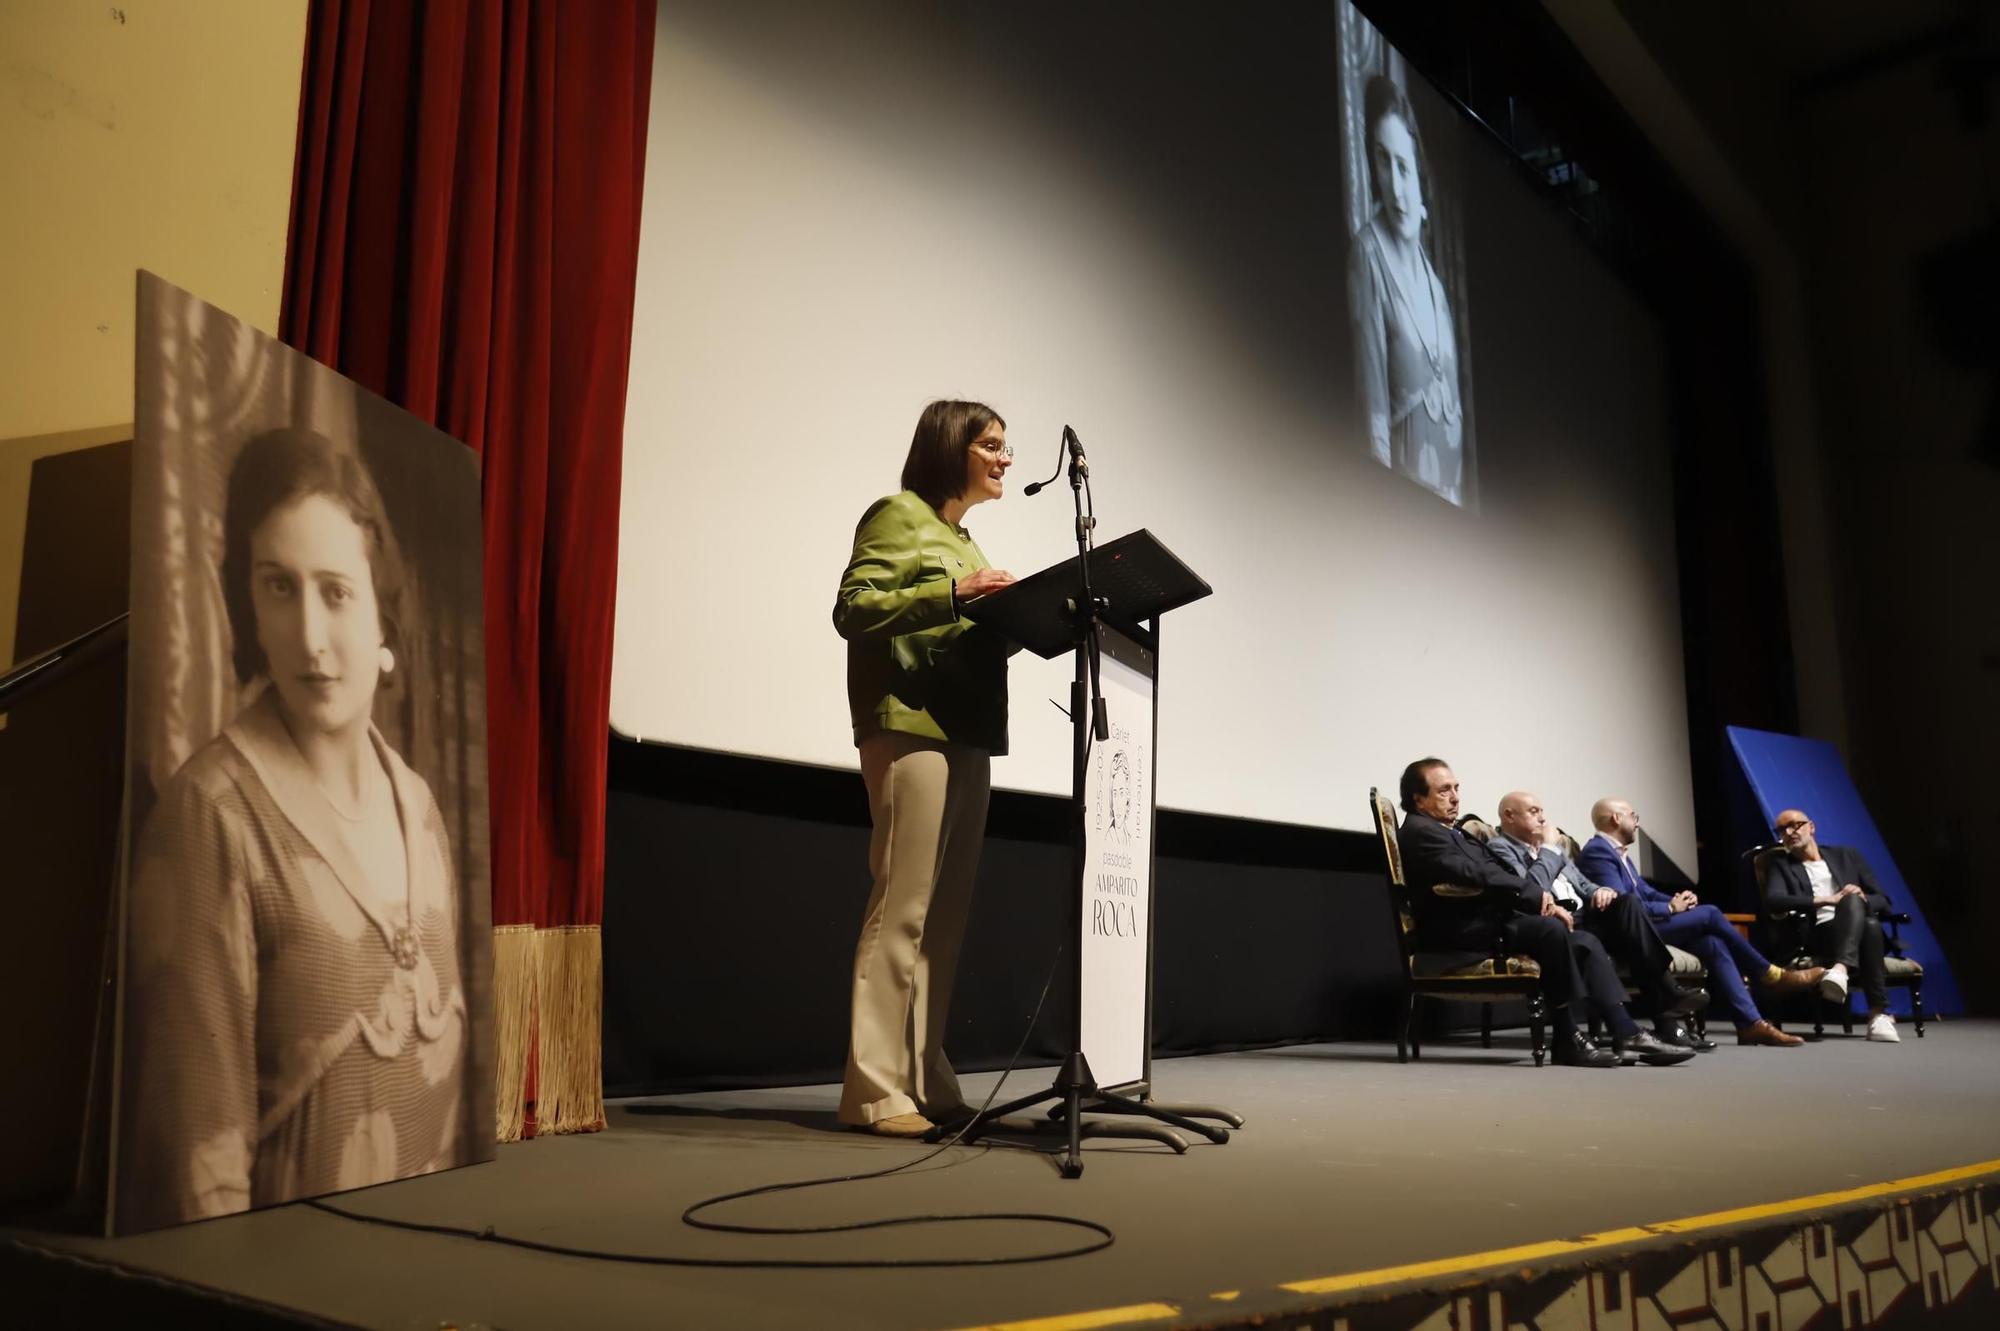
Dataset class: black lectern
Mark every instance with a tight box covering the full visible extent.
[961,528,1240,1177]
[965,528,1208,657]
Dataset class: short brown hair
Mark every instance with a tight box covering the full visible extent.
[900,399,1005,510]
[220,427,407,684]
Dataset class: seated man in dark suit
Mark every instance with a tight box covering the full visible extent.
[1488,792,1708,1051]
[1765,808,1900,1043]
[1575,796,1824,1047]
[1395,758,1692,1068]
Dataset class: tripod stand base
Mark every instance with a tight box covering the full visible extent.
[1047,1089,1232,1144]
[1052,1096,1245,1131]
[943,1114,1191,1155]
[934,1054,1228,1175]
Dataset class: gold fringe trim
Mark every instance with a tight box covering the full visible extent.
[493,925,536,1143]
[532,925,607,1135]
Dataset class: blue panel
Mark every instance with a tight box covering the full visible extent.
[1725,726,1961,1017]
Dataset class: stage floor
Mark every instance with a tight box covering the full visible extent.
[12,1021,2000,1330]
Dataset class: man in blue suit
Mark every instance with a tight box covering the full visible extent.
[1577,797,1822,1047]
[1489,792,1707,1051]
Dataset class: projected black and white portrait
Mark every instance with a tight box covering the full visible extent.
[113,274,493,1235]
[1337,2,1476,508]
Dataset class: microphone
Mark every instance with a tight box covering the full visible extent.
[1023,425,1070,496]
[1064,425,1088,477]
[1023,425,1088,496]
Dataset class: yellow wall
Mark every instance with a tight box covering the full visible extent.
[0,0,306,677]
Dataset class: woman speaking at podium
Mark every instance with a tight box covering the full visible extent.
[831,400,1017,1137]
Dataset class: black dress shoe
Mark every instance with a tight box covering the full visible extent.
[1654,1017,1717,1052]
[1553,1033,1621,1068]
[1618,1030,1698,1066]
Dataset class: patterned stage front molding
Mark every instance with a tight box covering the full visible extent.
[957,1165,2000,1331]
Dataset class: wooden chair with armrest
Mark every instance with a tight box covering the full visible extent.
[1369,788,1547,1066]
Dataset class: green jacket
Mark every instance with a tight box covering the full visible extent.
[834,490,1010,754]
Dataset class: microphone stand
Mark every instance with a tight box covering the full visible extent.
[1064,427,1109,745]
[941,428,1229,1178]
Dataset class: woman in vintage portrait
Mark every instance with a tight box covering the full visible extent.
[1348,73,1466,505]
[118,426,468,1230]
[830,399,1016,1137]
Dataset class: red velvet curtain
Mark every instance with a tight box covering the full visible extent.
[281,0,656,1137]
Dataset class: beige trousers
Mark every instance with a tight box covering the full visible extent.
[837,732,991,1125]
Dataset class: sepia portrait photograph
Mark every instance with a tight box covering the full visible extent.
[1336,0,1478,509]
[111,273,494,1235]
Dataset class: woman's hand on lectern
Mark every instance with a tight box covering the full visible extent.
[955,568,1016,603]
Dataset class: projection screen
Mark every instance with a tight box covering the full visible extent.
[612,0,1696,864]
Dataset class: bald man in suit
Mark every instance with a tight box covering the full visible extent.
[1488,791,1704,1051]
[1577,797,1823,1047]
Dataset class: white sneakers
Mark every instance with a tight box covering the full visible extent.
[1810,964,1899,1041]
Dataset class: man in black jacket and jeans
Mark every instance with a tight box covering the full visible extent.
[1766,808,1901,1043]
[1396,757,1692,1068]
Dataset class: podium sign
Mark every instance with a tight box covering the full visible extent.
[1079,625,1155,1090]
[953,525,1227,1174]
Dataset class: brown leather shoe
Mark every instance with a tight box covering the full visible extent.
[859,1112,935,1138]
[1737,1019,1804,1047]
[1763,966,1826,995]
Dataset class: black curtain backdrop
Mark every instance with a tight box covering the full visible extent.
[602,739,1407,1095]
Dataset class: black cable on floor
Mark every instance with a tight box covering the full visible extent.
[305,911,1118,1267]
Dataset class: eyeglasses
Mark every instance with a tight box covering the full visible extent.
[1775,819,1811,835]
[970,440,1014,460]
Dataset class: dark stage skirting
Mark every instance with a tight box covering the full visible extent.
[601,738,1426,1097]
[9,1023,2000,1330]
